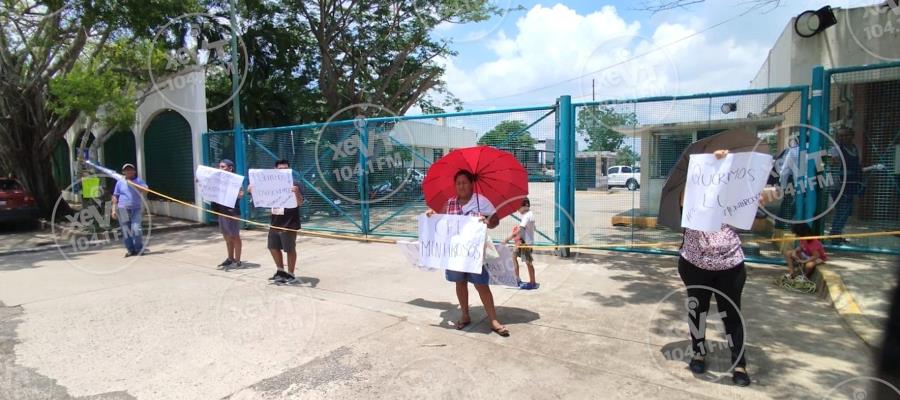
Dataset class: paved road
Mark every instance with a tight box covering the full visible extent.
[0,227,881,399]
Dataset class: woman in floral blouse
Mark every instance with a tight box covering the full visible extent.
[679,149,759,387]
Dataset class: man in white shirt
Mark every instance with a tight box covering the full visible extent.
[505,198,537,290]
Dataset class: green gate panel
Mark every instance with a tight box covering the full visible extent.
[144,111,194,202]
[102,130,136,172]
[51,140,71,190]
[575,157,596,191]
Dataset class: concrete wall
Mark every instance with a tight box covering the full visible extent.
[62,67,208,222]
[751,6,900,89]
[136,67,208,222]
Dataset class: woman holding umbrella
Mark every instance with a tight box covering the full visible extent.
[422,146,529,338]
[426,170,508,336]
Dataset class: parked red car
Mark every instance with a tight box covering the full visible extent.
[0,178,40,226]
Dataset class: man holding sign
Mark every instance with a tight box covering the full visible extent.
[249,160,304,284]
[197,159,245,268]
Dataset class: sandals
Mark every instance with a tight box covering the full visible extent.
[455,318,510,337]
[491,325,510,337]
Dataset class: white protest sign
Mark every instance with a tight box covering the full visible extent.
[399,239,518,287]
[418,214,486,274]
[681,152,774,231]
[396,240,438,272]
[196,165,244,208]
[248,169,297,208]
[484,244,519,287]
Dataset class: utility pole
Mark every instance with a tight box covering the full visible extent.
[229,0,248,222]
[592,78,595,101]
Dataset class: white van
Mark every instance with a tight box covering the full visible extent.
[607,166,640,191]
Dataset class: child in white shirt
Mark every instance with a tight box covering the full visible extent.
[505,198,536,290]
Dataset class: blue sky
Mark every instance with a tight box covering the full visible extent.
[424,0,834,110]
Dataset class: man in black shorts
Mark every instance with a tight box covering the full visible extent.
[252,159,304,283]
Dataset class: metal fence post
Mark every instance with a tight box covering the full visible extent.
[557,95,575,257]
[201,132,211,223]
[359,121,370,235]
[809,65,826,231]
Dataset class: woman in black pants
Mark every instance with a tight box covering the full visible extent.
[678,149,754,387]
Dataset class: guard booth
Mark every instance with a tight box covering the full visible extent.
[575,151,615,190]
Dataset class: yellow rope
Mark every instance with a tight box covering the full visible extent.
[126,180,900,250]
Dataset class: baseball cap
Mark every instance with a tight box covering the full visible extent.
[121,163,136,171]
[220,159,235,167]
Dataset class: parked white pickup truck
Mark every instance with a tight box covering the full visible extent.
[606,165,640,191]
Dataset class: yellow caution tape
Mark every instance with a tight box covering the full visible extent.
[125,180,900,250]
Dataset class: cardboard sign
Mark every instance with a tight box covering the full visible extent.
[418,214,486,274]
[398,239,518,287]
[681,152,773,231]
[248,169,297,208]
[82,176,102,199]
[196,165,244,208]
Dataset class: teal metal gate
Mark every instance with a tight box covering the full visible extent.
[204,106,560,246]
[204,61,900,260]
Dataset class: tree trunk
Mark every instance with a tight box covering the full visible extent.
[0,126,73,220]
[0,91,75,220]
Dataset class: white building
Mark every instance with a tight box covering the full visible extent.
[388,120,480,169]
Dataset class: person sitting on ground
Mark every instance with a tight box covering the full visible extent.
[504,198,537,290]
[784,223,827,279]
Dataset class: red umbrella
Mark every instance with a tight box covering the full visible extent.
[423,146,529,220]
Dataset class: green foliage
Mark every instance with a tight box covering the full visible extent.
[576,105,638,152]
[615,145,640,166]
[205,0,502,130]
[478,120,536,149]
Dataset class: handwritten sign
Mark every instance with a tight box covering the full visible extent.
[249,169,297,208]
[398,239,518,287]
[681,152,773,232]
[483,244,519,287]
[418,214,486,274]
[196,165,244,208]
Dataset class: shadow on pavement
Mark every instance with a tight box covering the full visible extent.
[406,297,541,333]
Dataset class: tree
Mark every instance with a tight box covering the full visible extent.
[477,120,536,150]
[205,0,321,130]
[615,145,640,166]
[576,105,638,152]
[205,0,499,130]
[0,0,197,218]
[289,0,498,117]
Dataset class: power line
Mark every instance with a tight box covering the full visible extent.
[461,6,761,105]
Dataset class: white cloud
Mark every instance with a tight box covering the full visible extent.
[446,4,770,108]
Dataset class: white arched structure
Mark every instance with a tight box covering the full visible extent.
[62,66,208,222]
[136,67,207,222]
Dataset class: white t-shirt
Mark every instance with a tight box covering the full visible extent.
[454,193,496,216]
[518,210,535,245]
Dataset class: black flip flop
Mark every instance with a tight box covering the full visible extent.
[455,320,471,330]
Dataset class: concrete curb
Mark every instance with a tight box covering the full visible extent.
[815,264,883,348]
[0,223,206,257]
